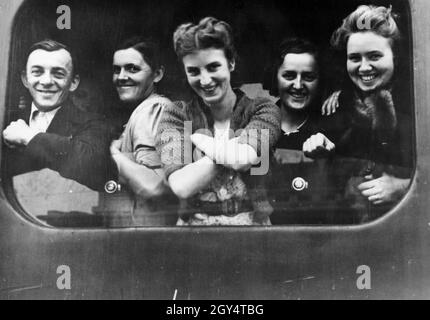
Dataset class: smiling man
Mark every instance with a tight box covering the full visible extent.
[2,39,117,191]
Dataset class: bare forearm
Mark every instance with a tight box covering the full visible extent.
[113,152,166,198]
[168,156,218,199]
[191,134,258,171]
[230,142,258,171]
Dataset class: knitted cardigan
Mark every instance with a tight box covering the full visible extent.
[155,89,281,220]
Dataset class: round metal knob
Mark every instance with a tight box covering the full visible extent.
[104,180,120,194]
[292,177,308,191]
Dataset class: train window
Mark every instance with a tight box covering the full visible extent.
[2,0,414,228]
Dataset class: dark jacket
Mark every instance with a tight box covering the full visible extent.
[321,87,413,177]
[270,100,335,224]
[4,99,118,191]
[316,86,414,222]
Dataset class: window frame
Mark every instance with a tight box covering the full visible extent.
[0,0,420,231]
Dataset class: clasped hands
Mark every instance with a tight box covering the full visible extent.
[3,119,39,148]
[190,133,258,171]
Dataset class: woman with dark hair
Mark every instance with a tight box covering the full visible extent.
[156,17,281,226]
[97,36,177,226]
[303,5,413,221]
[270,38,323,150]
[267,38,332,224]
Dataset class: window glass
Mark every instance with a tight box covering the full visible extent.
[3,0,414,227]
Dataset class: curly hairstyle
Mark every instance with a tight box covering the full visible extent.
[330,5,401,54]
[173,17,237,62]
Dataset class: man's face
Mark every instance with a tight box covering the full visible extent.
[22,49,80,112]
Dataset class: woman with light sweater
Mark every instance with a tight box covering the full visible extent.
[100,37,177,226]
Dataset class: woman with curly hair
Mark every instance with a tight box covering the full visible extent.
[156,17,281,226]
[303,5,413,221]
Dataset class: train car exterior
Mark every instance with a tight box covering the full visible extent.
[0,0,429,300]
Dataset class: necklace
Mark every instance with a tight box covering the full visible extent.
[283,116,309,135]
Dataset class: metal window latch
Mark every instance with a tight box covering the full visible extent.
[292,177,308,191]
[104,180,121,194]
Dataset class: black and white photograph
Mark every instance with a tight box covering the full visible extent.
[0,0,428,302]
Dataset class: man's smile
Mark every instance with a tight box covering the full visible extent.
[36,89,58,93]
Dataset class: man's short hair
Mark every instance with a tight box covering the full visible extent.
[25,39,78,76]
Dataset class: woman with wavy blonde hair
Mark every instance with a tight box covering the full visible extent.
[303,5,413,221]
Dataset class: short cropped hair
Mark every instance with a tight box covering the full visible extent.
[116,36,163,72]
[173,17,237,62]
[26,39,78,76]
[330,5,401,53]
[268,38,320,97]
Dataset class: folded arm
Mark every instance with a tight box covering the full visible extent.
[167,155,218,199]
[190,134,258,171]
[22,117,117,191]
[111,139,168,198]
